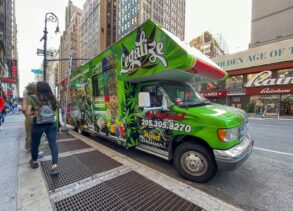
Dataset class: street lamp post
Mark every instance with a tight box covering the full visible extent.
[41,12,59,82]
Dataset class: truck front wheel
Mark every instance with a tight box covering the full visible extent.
[174,143,217,183]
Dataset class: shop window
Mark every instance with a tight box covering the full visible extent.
[225,75,243,89]
[278,68,293,78]
[206,81,223,90]
[247,72,268,84]
[281,95,293,115]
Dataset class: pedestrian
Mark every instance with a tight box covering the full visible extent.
[24,81,59,176]
[0,94,5,130]
[17,103,22,114]
[22,83,46,156]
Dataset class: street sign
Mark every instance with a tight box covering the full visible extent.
[31,69,43,74]
[37,48,54,57]
[37,49,44,56]
[47,51,54,57]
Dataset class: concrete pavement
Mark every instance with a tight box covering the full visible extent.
[0,114,24,211]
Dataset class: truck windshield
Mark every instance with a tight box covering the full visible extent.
[161,83,210,107]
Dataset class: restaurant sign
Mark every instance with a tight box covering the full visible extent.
[213,38,293,71]
[202,90,227,98]
[246,71,293,87]
[246,86,293,96]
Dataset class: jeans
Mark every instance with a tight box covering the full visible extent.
[31,122,58,164]
[25,116,46,151]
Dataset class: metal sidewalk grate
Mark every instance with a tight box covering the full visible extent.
[41,150,123,191]
[54,171,202,211]
[40,156,93,191]
[74,150,122,174]
[44,140,91,156]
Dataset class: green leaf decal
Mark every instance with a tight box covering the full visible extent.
[148,26,156,43]
[141,64,157,69]
[122,44,130,56]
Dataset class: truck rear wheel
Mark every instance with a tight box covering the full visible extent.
[174,142,217,183]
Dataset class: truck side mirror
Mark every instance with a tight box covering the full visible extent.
[138,92,150,108]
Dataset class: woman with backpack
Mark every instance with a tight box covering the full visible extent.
[25,81,59,176]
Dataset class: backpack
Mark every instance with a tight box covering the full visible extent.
[30,95,55,124]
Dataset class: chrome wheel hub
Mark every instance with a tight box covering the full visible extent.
[181,151,208,176]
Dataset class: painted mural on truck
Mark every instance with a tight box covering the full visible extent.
[66,20,226,149]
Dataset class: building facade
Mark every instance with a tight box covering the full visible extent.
[189,31,226,58]
[201,39,293,117]
[116,0,185,41]
[60,2,82,81]
[46,49,58,94]
[250,0,293,48]
[80,0,116,60]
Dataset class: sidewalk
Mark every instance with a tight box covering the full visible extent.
[0,114,24,211]
[1,114,242,211]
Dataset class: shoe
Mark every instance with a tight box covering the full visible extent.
[38,152,44,158]
[29,159,39,169]
[50,165,60,176]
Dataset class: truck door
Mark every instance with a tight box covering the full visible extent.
[137,85,173,159]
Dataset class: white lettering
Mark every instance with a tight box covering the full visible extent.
[121,31,167,75]
[260,88,291,94]
[246,71,293,87]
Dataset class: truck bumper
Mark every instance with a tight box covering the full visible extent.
[213,135,254,171]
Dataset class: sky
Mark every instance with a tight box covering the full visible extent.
[15,0,251,96]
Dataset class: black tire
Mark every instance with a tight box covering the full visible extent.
[174,142,217,183]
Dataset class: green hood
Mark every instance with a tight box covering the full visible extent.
[175,104,246,128]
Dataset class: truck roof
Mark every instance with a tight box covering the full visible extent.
[70,20,227,84]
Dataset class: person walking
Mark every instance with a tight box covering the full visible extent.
[24,81,59,176]
[0,94,4,130]
[22,83,46,155]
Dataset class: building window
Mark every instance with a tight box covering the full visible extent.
[278,68,293,78]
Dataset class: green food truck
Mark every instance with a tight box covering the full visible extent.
[65,20,253,182]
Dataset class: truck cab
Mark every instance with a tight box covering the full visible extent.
[136,81,253,182]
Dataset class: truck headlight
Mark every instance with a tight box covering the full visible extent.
[218,127,239,143]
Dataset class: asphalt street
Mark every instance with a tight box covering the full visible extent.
[90,118,293,211]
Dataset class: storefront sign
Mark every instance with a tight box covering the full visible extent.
[260,87,291,94]
[246,70,293,87]
[0,77,17,83]
[246,86,293,96]
[227,88,246,96]
[202,90,227,98]
[213,38,293,71]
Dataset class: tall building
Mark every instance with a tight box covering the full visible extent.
[189,31,226,58]
[0,0,18,100]
[80,0,116,60]
[12,0,19,98]
[116,0,185,41]
[213,33,229,55]
[0,0,6,78]
[250,0,293,48]
[5,0,12,60]
[59,2,82,81]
